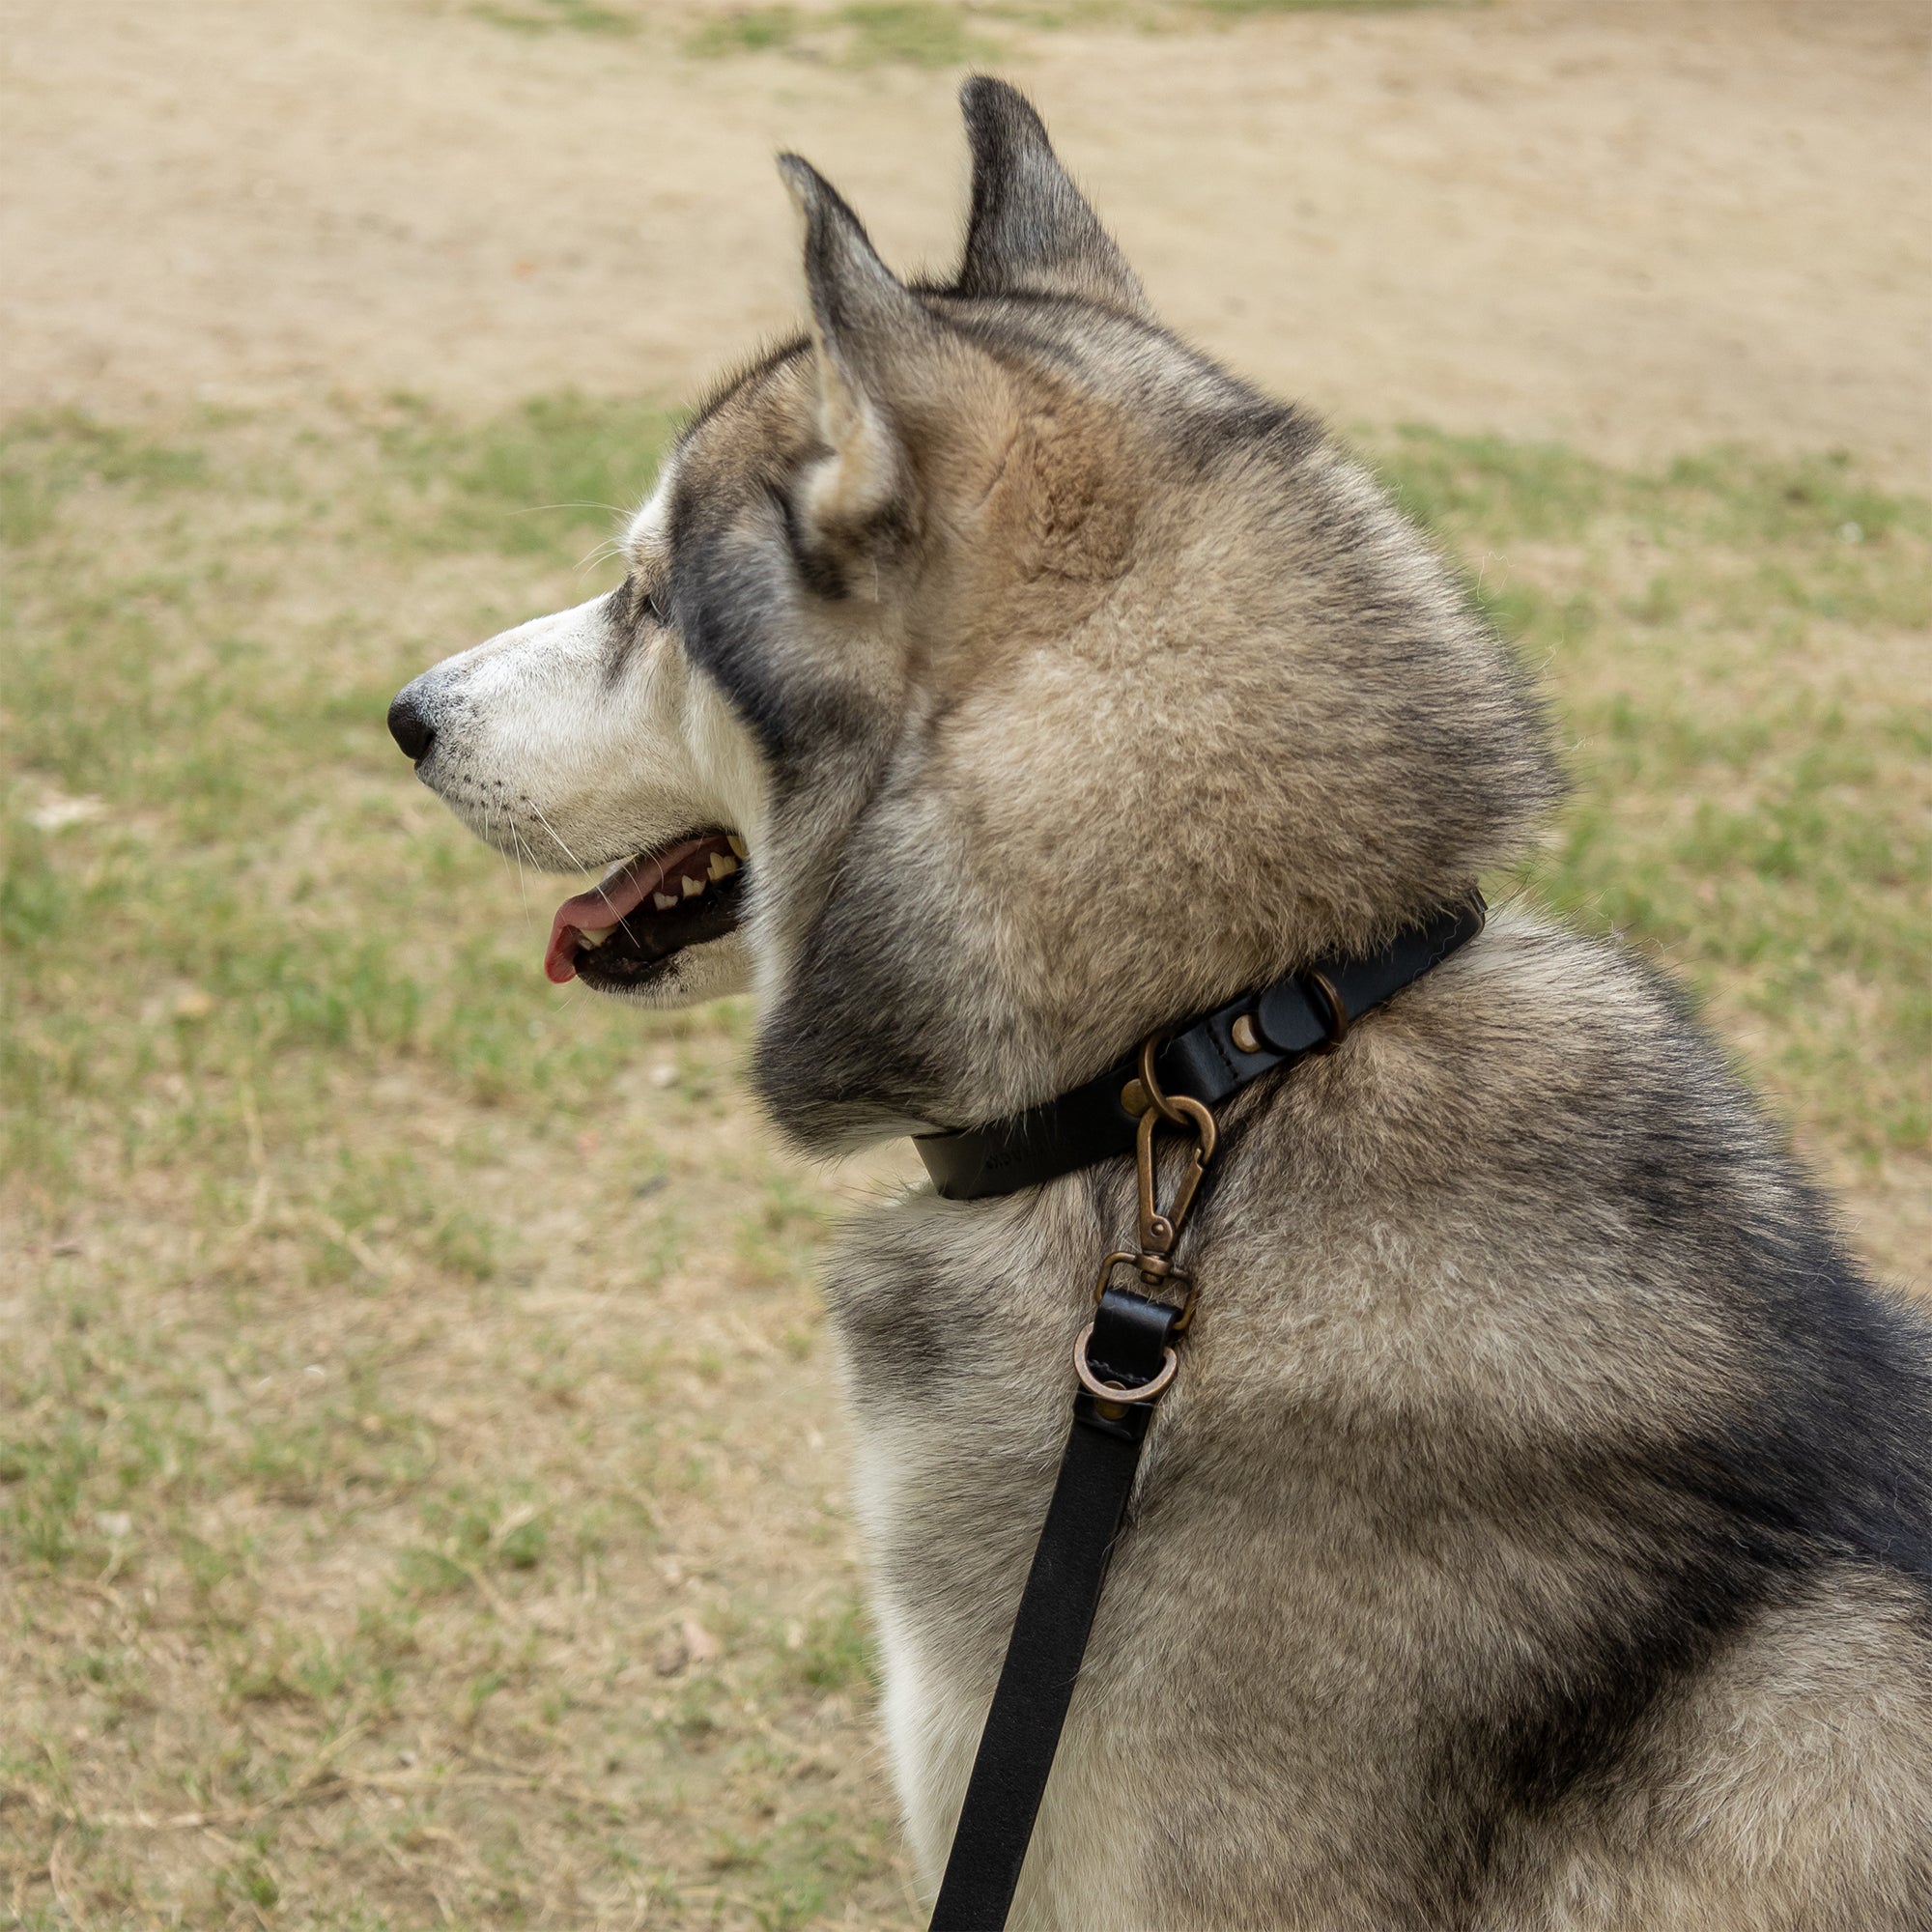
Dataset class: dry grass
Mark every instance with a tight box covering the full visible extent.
[1,395,1927,1927]
[462,0,1452,68]
[1,398,922,1929]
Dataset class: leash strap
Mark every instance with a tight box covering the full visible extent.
[928,1286,1181,1930]
[922,901,1487,1923]
[915,896,1485,1201]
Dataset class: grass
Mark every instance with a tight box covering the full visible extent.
[1363,427,1931,1176]
[682,2,1001,66]
[0,396,904,1928]
[471,0,639,33]
[1,393,1925,1925]
[1195,0,1444,13]
[434,0,1467,65]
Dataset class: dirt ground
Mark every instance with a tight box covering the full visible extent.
[4,0,1929,483]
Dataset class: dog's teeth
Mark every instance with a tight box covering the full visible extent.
[727,835,750,860]
[707,851,739,881]
[681,872,705,898]
[578,923,615,949]
[653,891,678,911]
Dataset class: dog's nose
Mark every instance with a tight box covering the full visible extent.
[386,690,436,763]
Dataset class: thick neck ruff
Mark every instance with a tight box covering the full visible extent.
[914,895,1487,1200]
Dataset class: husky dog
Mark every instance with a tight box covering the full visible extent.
[389,80,1932,1929]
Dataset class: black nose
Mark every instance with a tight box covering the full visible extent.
[386,690,436,763]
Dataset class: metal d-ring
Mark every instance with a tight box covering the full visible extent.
[1072,1322,1179,1406]
[1135,1035,1194,1129]
[1303,969,1351,1050]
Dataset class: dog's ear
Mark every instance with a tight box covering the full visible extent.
[779,154,943,545]
[955,77,1148,314]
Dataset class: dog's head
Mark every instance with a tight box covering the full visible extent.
[391,79,1557,1150]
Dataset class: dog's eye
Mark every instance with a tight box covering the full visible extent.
[642,589,667,627]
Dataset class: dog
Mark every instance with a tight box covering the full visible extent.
[389,79,1932,1929]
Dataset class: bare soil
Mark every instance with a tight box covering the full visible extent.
[3,0,1928,482]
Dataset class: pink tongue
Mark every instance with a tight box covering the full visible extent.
[543,837,715,985]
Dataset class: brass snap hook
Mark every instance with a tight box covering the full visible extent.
[1075,1032,1222,1412]
[1124,1035,1217,1286]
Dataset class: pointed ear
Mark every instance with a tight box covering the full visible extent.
[778,153,946,538]
[955,76,1148,314]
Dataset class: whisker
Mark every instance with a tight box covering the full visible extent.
[526,802,588,873]
[576,538,625,582]
[484,796,535,932]
[504,817,538,929]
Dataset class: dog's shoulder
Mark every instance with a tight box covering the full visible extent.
[1208,903,1932,1577]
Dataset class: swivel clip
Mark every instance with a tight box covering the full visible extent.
[1094,1035,1219,1331]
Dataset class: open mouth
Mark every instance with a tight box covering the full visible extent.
[544,831,748,990]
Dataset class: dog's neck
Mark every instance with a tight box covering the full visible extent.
[912,895,1486,1200]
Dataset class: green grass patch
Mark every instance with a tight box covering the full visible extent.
[0,395,693,1221]
[839,1,993,63]
[375,390,679,558]
[676,0,1457,65]
[1196,0,1444,13]
[684,2,803,53]
[470,0,639,33]
[1366,425,1930,1162]
[685,1,1000,65]
[778,1600,878,1696]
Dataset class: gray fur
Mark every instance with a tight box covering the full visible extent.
[396,79,1932,1927]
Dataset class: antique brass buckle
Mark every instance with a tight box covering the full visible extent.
[1072,1037,1219,1407]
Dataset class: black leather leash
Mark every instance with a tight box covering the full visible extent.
[927,1273,1182,1930]
[922,895,1486,1929]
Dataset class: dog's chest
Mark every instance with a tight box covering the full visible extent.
[824,1185,1100,1684]
[814,1177,1406,1917]
[819,1187,1116,1895]
[810,1160,1647,1925]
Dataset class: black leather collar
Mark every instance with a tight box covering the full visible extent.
[914,895,1486,1200]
